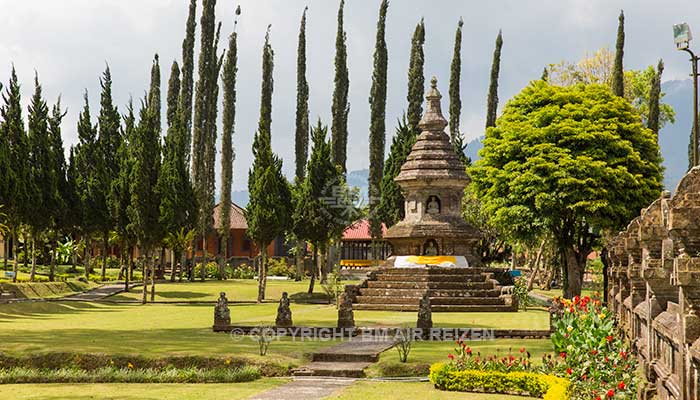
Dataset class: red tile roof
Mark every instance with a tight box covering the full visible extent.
[342,219,387,241]
[212,202,248,230]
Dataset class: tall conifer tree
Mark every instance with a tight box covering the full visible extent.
[219,9,240,273]
[1,68,30,282]
[148,55,162,298]
[26,74,52,282]
[648,59,663,137]
[368,0,389,245]
[331,0,349,173]
[449,18,469,166]
[485,30,503,129]
[295,7,310,181]
[612,10,625,97]
[247,27,291,302]
[180,0,197,162]
[47,98,67,281]
[406,19,425,135]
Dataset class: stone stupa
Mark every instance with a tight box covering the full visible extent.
[384,76,481,268]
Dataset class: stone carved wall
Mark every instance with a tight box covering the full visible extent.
[607,167,700,400]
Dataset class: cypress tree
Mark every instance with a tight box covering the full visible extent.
[1,67,30,282]
[376,116,414,227]
[65,147,82,272]
[97,66,122,280]
[331,0,350,173]
[148,54,163,298]
[47,97,67,281]
[368,0,389,244]
[406,19,425,135]
[192,0,219,279]
[74,91,99,278]
[247,27,292,302]
[295,6,310,181]
[26,74,52,282]
[648,59,663,137]
[219,13,239,273]
[128,93,162,305]
[485,30,503,129]
[449,17,469,166]
[612,10,625,97]
[180,0,197,161]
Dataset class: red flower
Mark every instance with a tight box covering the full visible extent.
[595,397,602,400]
[448,354,455,360]
[466,347,472,355]
[560,352,567,359]
[519,347,525,353]
[574,295,580,304]
[604,356,609,363]
[620,351,627,359]
[591,349,599,355]
[618,382,625,390]
[607,389,615,398]
[566,368,572,375]
[606,335,614,342]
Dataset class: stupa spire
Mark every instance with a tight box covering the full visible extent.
[419,76,448,132]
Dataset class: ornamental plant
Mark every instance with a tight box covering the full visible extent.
[549,295,638,399]
[448,340,533,373]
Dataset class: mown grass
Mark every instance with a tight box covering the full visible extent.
[326,381,538,400]
[0,380,289,400]
[0,280,97,299]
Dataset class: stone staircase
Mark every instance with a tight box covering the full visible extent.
[292,340,394,378]
[352,267,517,312]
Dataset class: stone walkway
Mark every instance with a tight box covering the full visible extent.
[248,377,356,400]
[292,338,395,378]
[63,283,136,301]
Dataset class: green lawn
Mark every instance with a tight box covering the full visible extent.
[0,280,98,299]
[327,381,538,400]
[532,288,597,299]
[0,380,288,400]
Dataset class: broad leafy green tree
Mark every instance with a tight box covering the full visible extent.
[471,82,663,298]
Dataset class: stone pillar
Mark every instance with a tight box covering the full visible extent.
[337,291,355,329]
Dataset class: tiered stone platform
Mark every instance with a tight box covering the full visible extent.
[353,267,517,312]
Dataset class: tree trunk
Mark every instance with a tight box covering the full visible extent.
[151,248,158,302]
[170,249,177,282]
[201,235,207,281]
[141,252,149,304]
[84,237,92,279]
[257,245,268,303]
[101,232,108,281]
[527,239,546,291]
[117,242,125,280]
[319,248,327,284]
[124,246,132,292]
[563,247,585,299]
[601,246,610,304]
[219,236,227,280]
[3,237,8,270]
[307,248,317,294]
[49,238,57,282]
[188,246,195,282]
[295,240,304,282]
[12,230,18,283]
[29,236,36,282]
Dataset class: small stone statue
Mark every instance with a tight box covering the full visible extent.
[214,292,231,327]
[424,240,438,256]
[337,291,355,329]
[275,292,293,327]
[417,292,433,331]
[426,196,440,214]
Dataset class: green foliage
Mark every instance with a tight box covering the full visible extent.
[430,363,570,400]
[231,264,256,279]
[320,266,343,307]
[406,19,425,134]
[485,31,503,128]
[295,7,310,181]
[193,262,221,279]
[449,18,469,166]
[471,81,663,296]
[220,25,239,245]
[377,117,415,227]
[394,329,413,363]
[548,295,637,399]
[512,277,530,311]
[367,0,389,239]
[647,59,663,136]
[253,327,273,356]
[266,258,296,279]
[179,0,197,157]
[612,11,625,97]
[331,0,350,173]
[624,65,674,130]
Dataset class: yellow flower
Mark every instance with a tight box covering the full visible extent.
[566,325,573,333]
[580,314,588,320]
[127,362,134,369]
[225,358,232,365]
[599,313,606,319]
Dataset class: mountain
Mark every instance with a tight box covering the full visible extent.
[464,79,695,191]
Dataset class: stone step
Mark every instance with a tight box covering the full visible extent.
[291,361,371,378]
[366,281,495,290]
[356,295,506,306]
[376,274,486,283]
[359,288,501,298]
[353,303,518,312]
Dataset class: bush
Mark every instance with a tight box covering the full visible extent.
[267,258,296,279]
[15,275,50,283]
[231,264,255,279]
[193,262,219,279]
[321,266,343,308]
[513,277,531,311]
[429,363,570,400]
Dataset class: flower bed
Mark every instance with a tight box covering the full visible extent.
[430,362,569,399]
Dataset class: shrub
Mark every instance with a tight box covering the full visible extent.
[321,266,344,308]
[193,262,219,279]
[231,264,256,279]
[449,341,534,373]
[513,277,531,311]
[267,258,296,279]
[430,363,570,400]
[394,329,413,363]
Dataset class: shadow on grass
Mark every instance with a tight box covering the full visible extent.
[151,291,209,300]
[0,302,129,321]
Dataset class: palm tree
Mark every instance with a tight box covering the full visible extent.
[163,228,196,282]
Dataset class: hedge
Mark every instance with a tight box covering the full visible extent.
[429,362,570,400]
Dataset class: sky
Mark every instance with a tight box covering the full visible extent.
[1,0,699,191]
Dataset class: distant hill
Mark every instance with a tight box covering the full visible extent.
[464,79,694,191]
